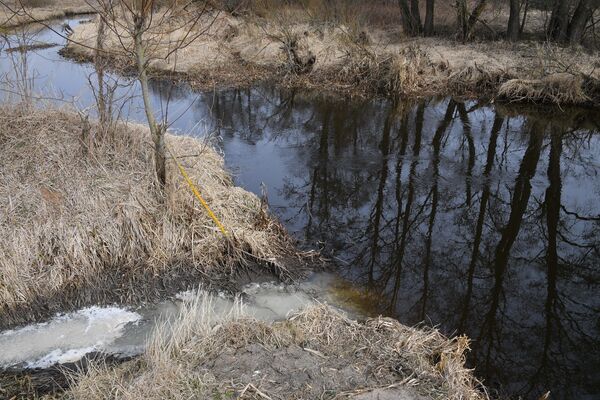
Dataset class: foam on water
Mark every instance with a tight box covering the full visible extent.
[0,274,344,370]
[0,307,141,369]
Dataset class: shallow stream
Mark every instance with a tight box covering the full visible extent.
[1,17,599,399]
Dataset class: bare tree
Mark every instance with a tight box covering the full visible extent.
[567,0,599,44]
[456,0,489,41]
[548,0,571,41]
[398,0,436,36]
[0,25,35,103]
[507,0,521,41]
[89,0,214,189]
[547,0,599,43]
[95,11,107,131]
[424,0,435,35]
[398,0,420,35]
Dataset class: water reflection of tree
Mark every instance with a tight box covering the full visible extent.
[202,86,600,398]
[459,112,505,331]
[475,120,545,391]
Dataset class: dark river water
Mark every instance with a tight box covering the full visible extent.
[2,17,600,400]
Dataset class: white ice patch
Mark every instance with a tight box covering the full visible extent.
[241,282,315,320]
[0,306,141,369]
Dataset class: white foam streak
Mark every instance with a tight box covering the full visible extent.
[0,307,141,368]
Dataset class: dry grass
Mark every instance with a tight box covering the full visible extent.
[63,295,488,400]
[337,43,437,96]
[0,0,93,29]
[62,4,600,105]
[498,73,589,105]
[446,64,513,97]
[0,105,301,329]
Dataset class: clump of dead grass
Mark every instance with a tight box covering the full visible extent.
[65,298,488,400]
[446,64,512,97]
[0,105,301,329]
[339,44,436,96]
[498,73,589,105]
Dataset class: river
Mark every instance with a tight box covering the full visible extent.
[1,16,599,399]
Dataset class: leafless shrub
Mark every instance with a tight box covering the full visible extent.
[251,5,316,75]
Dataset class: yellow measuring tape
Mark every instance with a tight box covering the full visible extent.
[166,144,228,236]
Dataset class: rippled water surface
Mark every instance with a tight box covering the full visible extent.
[1,17,600,399]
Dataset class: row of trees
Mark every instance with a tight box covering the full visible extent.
[397,0,600,44]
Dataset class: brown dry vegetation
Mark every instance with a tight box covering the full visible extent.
[0,105,303,330]
[0,0,93,29]
[61,2,600,106]
[61,295,488,400]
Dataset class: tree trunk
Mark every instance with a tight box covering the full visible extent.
[134,17,166,188]
[456,0,469,40]
[398,0,414,34]
[457,0,489,41]
[95,15,106,132]
[520,0,530,34]
[568,0,595,44]
[507,0,521,41]
[465,0,489,40]
[424,0,435,35]
[410,0,423,33]
[548,0,570,41]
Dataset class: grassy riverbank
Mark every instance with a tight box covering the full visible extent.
[0,0,92,29]
[62,295,487,400]
[0,105,303,330]
[60,4,600,107]
[2,1,598,106]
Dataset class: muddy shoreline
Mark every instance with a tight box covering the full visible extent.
[0,256,315,331]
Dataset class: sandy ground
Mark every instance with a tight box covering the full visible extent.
[61,8,600,105]
[0,0,93,28]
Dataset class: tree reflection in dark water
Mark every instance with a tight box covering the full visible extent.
[190,85,600,399]
[3,23,598,398]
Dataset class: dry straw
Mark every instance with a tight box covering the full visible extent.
[498,73,589,105]
[0,105,301,329]
[66,298,488,400]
